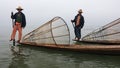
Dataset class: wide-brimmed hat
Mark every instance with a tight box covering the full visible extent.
[78,9,83,13]
[16,6,23,10]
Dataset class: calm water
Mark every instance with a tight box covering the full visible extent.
[0,39,120,68]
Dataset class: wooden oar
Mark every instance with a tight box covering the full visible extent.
[11,12,16,46]
[11,12,14,28]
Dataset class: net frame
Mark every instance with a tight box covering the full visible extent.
[82,18,120,43]
[22,16,70,45]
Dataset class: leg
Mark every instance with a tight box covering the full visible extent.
[17,23,22,43]
[74,26,81,40]
[78,28,81,40]
[10,25,17,40]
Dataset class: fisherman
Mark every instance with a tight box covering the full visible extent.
[71,9,85,41]
[10,6,26,43]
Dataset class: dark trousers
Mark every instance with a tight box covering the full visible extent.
[74,26,81,39]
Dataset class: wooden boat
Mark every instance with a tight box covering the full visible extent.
[20,42,120,55]
[21,17,120,55]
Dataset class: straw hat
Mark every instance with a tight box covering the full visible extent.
[16,6,23,10]
[78,9,83,13]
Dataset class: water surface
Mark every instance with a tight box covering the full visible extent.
[0,40,120,68]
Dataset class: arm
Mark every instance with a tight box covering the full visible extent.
[71,17,75,23]
[71,15,77,23]
[11,12,15,27]
[11,12,16,19]
[21,13,26,28]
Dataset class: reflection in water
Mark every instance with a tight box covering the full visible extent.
[9,46,29,68]
[8,45,120,68]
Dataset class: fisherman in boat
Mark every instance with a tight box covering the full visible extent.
[10,6,26,43]
[71,9,85,41]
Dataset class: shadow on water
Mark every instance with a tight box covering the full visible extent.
[8,44,120,68]
[8,45,29,68]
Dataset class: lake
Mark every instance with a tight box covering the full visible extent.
[0,38,120,68]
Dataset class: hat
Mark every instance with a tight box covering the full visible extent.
[16,6,23,10]
[78,9,83,13]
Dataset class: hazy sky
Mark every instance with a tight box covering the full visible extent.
[0,0,120,39]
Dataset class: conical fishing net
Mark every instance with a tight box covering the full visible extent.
[82,18,120,44]
[22,16,70,45]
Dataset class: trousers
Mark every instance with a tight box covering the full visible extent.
[74,26,81,39]
[11,22,22,41]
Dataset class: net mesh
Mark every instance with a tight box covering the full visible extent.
[22,16,70,45]
[82,18,120,43]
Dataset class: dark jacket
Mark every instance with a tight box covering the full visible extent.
[11,12,26,28]
[72,14,84,28]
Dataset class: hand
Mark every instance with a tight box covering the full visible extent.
[11,12,13,16]
[71,20,73,23]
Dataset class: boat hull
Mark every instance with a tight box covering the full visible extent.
[20,42,120,55]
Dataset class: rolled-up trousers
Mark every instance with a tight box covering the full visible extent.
[11,22,22,41]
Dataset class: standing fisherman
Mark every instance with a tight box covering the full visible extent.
[71,9,85,41]
[10,6,26,43]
